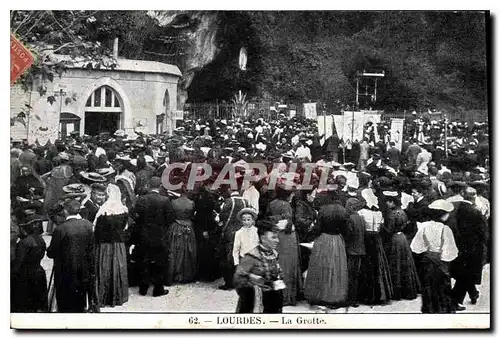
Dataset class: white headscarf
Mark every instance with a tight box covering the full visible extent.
[93,183,129,226]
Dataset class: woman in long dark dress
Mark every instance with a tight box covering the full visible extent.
[166,188,198,285]
[382,191,420,301]
[234,220,285,313]
[94,183,129,307]
[43,157,76,234]
[410,200,458,313]
[11,213,48,312]
[266,186,302,306]
[194,184,219,281]
[304,202,349,308]
[357,190,393,305]
[11,165,46,222]
[292,189,317,273]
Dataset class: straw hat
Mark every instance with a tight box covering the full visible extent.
[62,183,91,196]
[428,199,454,213]
[114,130,126,138]
[81,172,107,183]
[236,207,258,222]
[19,212,44,230]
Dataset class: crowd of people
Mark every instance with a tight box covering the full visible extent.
[10,112,490,314]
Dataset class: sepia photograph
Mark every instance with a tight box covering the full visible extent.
[9,8,491,329]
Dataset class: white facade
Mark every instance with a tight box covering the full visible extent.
[10,57,181,143]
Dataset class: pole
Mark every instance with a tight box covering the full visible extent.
[323,104,326,139]
[351,110,355,144]
[444,114,448,159]
[58,89,64,138]
[355,75,359,109]
[26,80,33,143]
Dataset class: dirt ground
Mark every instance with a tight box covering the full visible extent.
[40,235,490,314]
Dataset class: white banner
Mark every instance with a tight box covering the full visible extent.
[390,118,405,151]
[317,115,333,145]
[28,102,59,145]
[303,103,317,120]
[333,115,344,139]
[342,111,364,143]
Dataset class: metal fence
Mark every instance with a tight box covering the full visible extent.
[182,101,488,124]
[182,101,305,122]
[381,110,488,122]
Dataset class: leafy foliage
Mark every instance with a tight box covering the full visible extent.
[231,90,249,117]
[11,11,488,115]
[244,11,487,113]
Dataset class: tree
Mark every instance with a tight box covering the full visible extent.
[11,10,118,96]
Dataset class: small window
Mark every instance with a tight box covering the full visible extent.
[105,87,113,107]
[93,88,101,107]
[86,96,92,107]
[114,96,120,107]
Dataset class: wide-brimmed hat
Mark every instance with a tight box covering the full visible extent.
[70,144,85,153]
[62,183,91,195]
[58,152,70,161]
[81,172,107,183]
[347,185,358,197]
[19,211,43,227]
[428,199,454,213]
[281,150,295,159]
[236,207,258,222]
[96,167,116,177]
[114,130,126,138]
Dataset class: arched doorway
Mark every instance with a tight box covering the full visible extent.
[59,113,81,137]
[84,86,122,136]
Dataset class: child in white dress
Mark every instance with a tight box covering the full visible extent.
[233,207,259,266]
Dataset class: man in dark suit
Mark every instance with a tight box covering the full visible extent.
[451,187,487,310]
[405,183,431,242]
[47,199,95,313]
[345,197,366,307]
[131,176,175,296]
[80,183,107,223]
[385,141,401,170]
[323,134,341,162]
[432,142,446,168]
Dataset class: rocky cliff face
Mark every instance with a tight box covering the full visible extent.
[148,11,220,108]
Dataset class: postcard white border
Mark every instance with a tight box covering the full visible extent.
[10,313,490,329]
[4,1,498,335]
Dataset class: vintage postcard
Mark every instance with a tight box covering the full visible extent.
[9,9,490,329]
